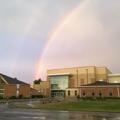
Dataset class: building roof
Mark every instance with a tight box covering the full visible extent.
[0,73,28,85]
[81,81,120,86]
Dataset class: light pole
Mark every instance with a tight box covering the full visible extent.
[76,68,80,98]
[76,69,79,87]
[86,69,88,84]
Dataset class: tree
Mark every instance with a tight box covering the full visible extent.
[33,78,42,84]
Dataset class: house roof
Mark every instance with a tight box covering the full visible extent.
[0,73,28,85]
[81,81,120,86]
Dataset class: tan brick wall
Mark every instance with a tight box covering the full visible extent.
[65,88,78,97]
[47,66,110,88]
[48,66,96,87]
[96,67,108,81]
[69,75,75,88]
[77,67,96,86]
[47,66,112,98]
[33,81,50,96]
[47,68,77,75]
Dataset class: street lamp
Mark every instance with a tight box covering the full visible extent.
[76,69,79,87]
[86,69,88,84]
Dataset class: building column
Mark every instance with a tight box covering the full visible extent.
[117,86,120,97]
[79,87,82,97]
[76,69,79,87]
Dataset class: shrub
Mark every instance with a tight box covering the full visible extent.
[31,95,44,98]
[19,94,23,99]
[9,96,17,99]
[0,95,3,99]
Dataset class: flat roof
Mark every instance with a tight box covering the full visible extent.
[47,66,107,71]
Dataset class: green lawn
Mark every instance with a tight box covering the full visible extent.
[15,99,120,112]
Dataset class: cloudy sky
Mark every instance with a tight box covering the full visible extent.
[0,0,120,83]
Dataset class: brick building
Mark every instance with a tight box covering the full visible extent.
[33,66,120,98]
[47,66,111,97]
[0,73,30,98]
[79,81,120,98]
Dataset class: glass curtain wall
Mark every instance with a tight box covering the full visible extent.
[50,75,69,90]
[50,75,69,97]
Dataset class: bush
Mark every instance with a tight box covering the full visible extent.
[33,78,42,84]
[0,95,3,99]
[9,96,17,99]
[31,95,45,98]
[19,94,23,99]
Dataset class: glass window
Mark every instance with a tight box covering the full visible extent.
[50,76,69,90]
[51,84,59,89]
[68,90,70,96]
[99,93,102,97]
[75,90,77,96]
[82,92,86,96]
[109,92,112,96]
[92,92,95,96]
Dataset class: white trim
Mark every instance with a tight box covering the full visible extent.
[108,74,120,77]
[0,75,8,84]
[48,73,71,76]
[0,89,4,90]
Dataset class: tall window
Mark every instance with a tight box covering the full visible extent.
[99,92,102,97]
[68,90,70,96]
[75,90,77,96]
[109,92,113,97]
[82,92,86,96]
[92,92,95,96]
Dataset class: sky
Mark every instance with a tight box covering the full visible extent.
[0,0,120,83]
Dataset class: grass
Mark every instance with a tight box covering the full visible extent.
[14,99,120,112]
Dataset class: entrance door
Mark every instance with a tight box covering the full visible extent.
[51,90,65,97]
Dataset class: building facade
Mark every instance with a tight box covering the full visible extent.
[0,73,30,98]
[33,81,50,97]
[47,66,111,97]
[79,81,120,98]
[108,74,120,83]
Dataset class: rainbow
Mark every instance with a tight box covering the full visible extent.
[34,1,85,80]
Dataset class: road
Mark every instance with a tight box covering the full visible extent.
[0,103,120,120]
